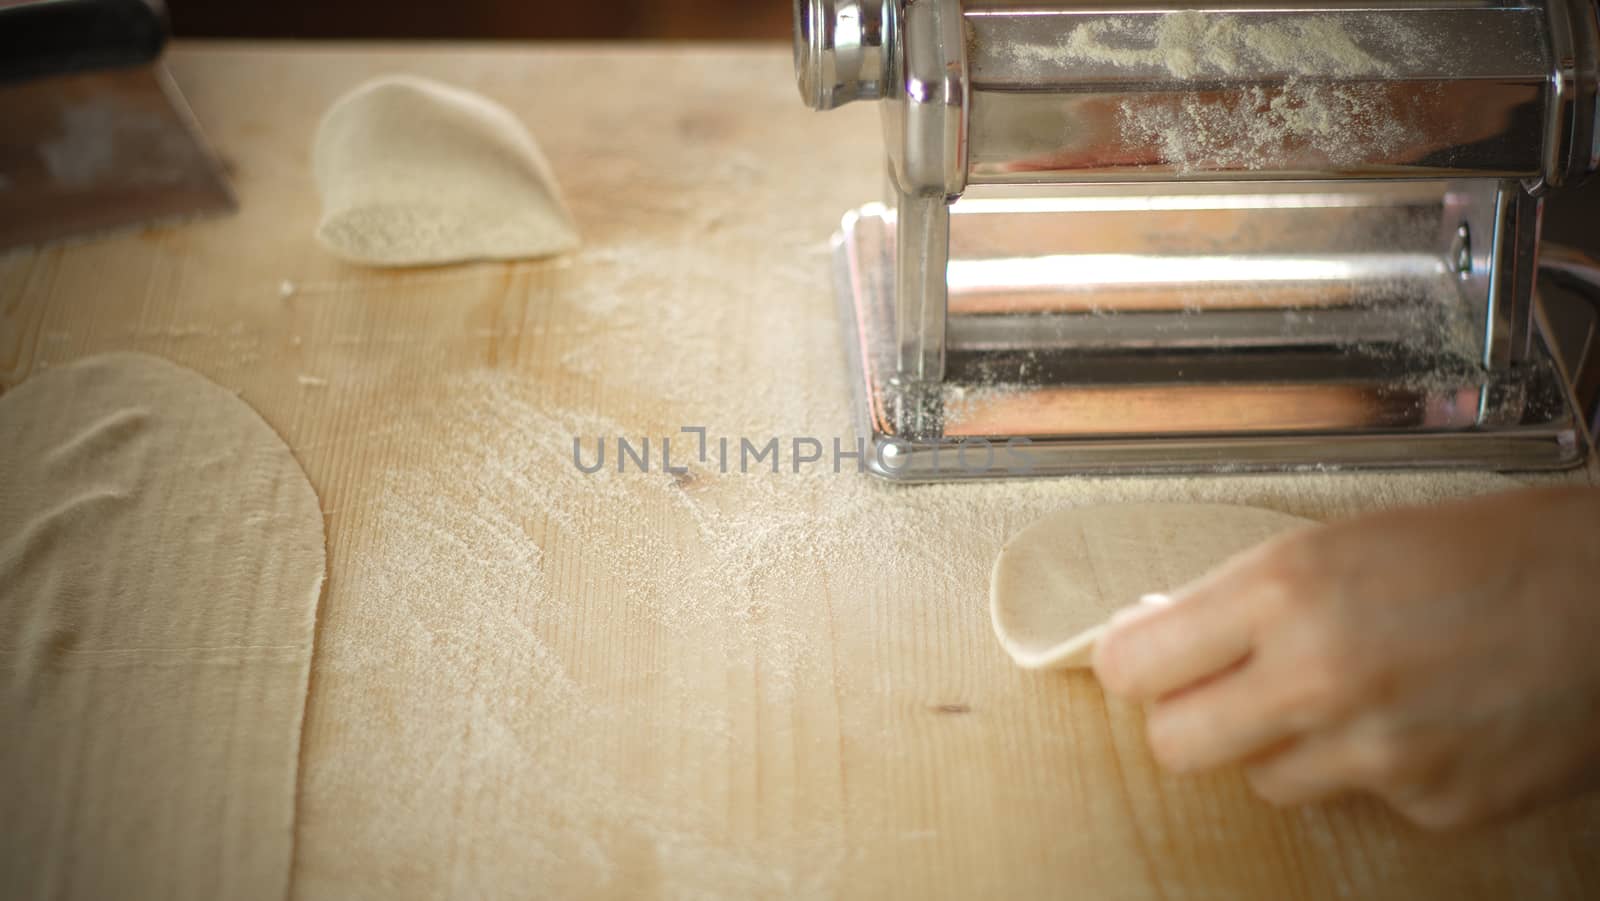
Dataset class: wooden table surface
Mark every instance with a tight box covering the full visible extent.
[3,43,1598,900]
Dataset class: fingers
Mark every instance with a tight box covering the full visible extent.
[1144,660,1304,772]
[1245,736,1361,806]
[1092,524,1351,777]
[1093,549,1278,702]
[1247,723,1476,825]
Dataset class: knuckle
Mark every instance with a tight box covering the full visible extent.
[1398,793,1478,831]
[1092,630,1135,696]
[1145,712,1191,772]
[1245,765,1295,806]
[1354,726,1453,797]
[1298,649,1351,714]
[1334,645,1390,708]
[1251,567,1307,620]
[1259,532,1323,595]
[1270,635,1359,729]
[1348,733,1413,787]
[1265,606,1386,728]
[1251,524,1371,621]
[1247,537,1336,629]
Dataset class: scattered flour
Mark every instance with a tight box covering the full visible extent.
[286,52,1576,900]
[309,348,1537,894]
[1045,11,1430,80]
[1119,79,1416,173]
[1006,11,1443,173]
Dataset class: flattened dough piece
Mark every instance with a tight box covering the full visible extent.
[0,353,325,901]
[313,74,580,267]
[992,503,1315,670]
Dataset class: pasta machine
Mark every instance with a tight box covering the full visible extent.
[792,0,1600,479]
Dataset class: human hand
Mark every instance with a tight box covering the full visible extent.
[1093,486,1600,829]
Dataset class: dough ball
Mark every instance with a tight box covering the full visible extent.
[312,74,579,267]
[991,503,1315,670]
[0,353,325,901]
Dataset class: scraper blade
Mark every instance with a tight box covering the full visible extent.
[0,0,237,251]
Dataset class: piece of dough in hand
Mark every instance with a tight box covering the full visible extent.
[990,503,1314,670]
[313,74,579,267]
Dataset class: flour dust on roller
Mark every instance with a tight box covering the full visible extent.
[313,74,580,267]
[991,503,1317,669]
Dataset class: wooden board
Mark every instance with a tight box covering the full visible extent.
[3,43,1597,900]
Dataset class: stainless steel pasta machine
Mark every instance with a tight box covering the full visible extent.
[792,0,1600,479]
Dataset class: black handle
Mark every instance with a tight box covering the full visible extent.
[0,0,168,84]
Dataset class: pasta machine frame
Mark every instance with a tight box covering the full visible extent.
[793,0,1600,480]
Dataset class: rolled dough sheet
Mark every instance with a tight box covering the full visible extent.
[991,503,1315,670]
[0,353,325,901]
[313,74,580,267]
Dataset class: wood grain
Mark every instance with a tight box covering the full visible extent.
[2,43,1597,901]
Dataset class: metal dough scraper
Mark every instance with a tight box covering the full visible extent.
[0,0,236,251]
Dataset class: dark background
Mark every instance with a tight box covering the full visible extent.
[164,1,794,40]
